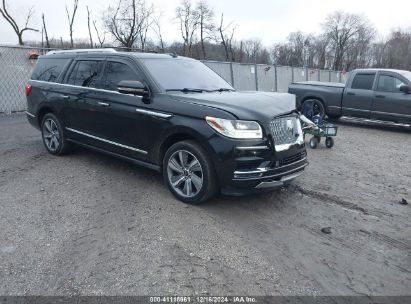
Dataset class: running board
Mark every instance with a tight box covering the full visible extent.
[340,116,410,128]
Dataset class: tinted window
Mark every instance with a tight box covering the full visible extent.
[141,58,233,91]
[101,62,139,91]
[351,74,375,90]
[377,75,405,92]
[31,58,68,83]
[67,60,102,87]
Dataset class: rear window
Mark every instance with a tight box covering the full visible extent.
[351,74,375,90]
[31,58,68,83]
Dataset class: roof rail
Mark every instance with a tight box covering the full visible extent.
[113,46,158,54]
[46,48,117,55]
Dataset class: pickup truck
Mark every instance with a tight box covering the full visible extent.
[288,68,411,124]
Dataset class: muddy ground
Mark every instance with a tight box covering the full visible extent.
[0,113,410,296]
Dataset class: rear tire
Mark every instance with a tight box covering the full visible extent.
[41,113,72,155]
[163,140,217,204]
[302,99,325,119]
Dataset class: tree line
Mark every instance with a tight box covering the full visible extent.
[1,0,411,71]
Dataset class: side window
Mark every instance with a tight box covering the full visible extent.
[351,74,375,90]
[377,75,405,93]
[67,60,102,87]
[31,58,68,83]
[101,61,139,91]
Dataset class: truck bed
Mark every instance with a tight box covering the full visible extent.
[288,81,345,116]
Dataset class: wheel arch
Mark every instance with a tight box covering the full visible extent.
[155,128,210,164]
[155,127,216,171]
[36,105,57,127]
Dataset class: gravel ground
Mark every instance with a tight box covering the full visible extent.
[0,113,410,296]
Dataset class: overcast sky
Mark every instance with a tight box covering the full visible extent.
[1,0,410,47]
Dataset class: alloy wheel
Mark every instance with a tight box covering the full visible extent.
[42,118,60,152]
[167,150,203,198]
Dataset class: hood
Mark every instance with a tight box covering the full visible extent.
[170,91,296,123]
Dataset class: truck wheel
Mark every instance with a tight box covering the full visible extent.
[303,99,325,119]
[41,113,72,155]
[309,137,319,149]
[325,137,334,148]
[163,140,217,204]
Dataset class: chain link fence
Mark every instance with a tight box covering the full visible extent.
[0,45,348,114]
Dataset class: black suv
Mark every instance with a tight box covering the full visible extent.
[25,49,308,203]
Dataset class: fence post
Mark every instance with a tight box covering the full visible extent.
[291,66,294,83]
[274,64,278,92]
[229,61,235,88]
[254,63,258,91]
[328,70,331,82]
[305,66,308,81]
[339,71,342,83]
[317,69,320,81]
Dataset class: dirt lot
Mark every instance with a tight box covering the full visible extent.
[0,113,410,296]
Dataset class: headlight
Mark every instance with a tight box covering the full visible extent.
[206,116,263,139]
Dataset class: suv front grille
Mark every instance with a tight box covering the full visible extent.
[269,116,303,151]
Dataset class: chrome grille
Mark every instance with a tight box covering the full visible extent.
[270,117,301,146]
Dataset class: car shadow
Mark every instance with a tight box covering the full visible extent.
[67,145,300,210]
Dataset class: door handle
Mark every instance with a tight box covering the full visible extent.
[97,101,110,107]
[375,95,385,98]
[347,92,355,96]
[61,95,70,99]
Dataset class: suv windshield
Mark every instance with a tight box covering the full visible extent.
[141,58,234,92]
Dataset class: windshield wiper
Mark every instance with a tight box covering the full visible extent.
[166,88,205,93]
[209,88,235,92]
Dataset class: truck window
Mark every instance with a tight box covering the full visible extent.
[31,58,68,83]
[67,60,103,88]
[351,74,375,90]
[101,62,140,91]
[377,75,405,93]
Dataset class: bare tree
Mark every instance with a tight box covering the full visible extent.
[196,0,214,59]
[42,13,50,48]
[378,29,411,70]
[86,6,93,48]
[322,11,373,70]
[66,0,79,48]
[176,0,200,56]
[218,13,236,61]
[151,11,165,51]
[0,0,38,45]
[93,20,107,47]
[104,0,153,49]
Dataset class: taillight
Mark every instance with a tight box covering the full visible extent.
[25,84,32,96]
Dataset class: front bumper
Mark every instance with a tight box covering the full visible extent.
[220,147,308,195]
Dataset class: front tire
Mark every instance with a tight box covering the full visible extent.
[41,113,72,155]
[163,141,217,204]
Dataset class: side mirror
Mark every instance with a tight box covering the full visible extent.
[399,84,410,94]
[117,80,150,98]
